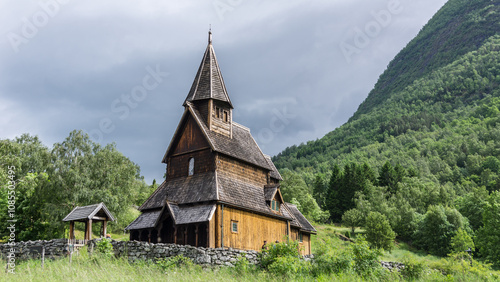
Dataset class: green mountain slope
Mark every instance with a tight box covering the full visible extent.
[353,0,500,119]
[273,0,500,191]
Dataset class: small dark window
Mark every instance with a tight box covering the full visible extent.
[299,232,303,243]
[188,158,194,176]
[215,106,220,118]
[223,111,228,122]
[231,221,238,233]
[271,200,280,211]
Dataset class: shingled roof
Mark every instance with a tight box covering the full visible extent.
[63,202,115,222]
[284,203,317,233]
[167,203,216,225]
[265,155,283,181]
[183,31,232,108]
[125,210,161,230]
[163,103,272,171]
[139,172,218,211]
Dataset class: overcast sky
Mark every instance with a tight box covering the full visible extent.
[0,0,448,183]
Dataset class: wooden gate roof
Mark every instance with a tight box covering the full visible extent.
[63,202,115,222]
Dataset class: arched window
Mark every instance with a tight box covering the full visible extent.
[188,158,194,176]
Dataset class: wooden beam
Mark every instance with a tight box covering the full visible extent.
[103,220,107,237]
[69,221,75,240]
[92,216,107,221]
[195,225,199,247]
[88,219,93,241]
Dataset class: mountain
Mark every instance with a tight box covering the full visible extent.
[273,0,500,192]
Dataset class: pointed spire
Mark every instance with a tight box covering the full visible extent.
[183,31,233,108]
[208,26,212,44]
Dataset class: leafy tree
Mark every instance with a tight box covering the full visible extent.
[413,205,471,256]
[364,212,396,251]
[449,228,475,256]
[342,209,363,234]
[476,191,500,267]
[455,186,488,231]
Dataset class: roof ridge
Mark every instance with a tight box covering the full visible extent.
[232,122,250,132]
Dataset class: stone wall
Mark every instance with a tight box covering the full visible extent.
[0,239,403,271]
[102,240,259,266]
[0,239,259,267]
[0,239,69,261]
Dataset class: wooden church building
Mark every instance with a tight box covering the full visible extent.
[126,32,316,255]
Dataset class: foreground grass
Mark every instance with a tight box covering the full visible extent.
[3,223,500,281]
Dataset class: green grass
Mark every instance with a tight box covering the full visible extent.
[2,223,500,281]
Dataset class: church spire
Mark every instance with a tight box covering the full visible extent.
[183,31,233,109]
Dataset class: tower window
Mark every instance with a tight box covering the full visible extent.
[223,111,228,122]
[188,158,194,176]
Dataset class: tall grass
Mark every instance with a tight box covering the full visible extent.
[2,223,500,281]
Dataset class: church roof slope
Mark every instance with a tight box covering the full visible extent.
[284,203,317,233]
[139,172,218,211]
[188,104,272,170]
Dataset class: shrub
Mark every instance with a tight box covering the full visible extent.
[351,236,383,277]
[311,237,353,276]
[234,256,256,274]
[364,211,396,251]
[267,255,311,278]
[449,228,475,258]
[259,240,300,269]
[95,239,114,257]
[156,255,195,271]
[401,256,427,280]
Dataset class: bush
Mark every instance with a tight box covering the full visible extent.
[156,255,195,271]
[95,239,114,257]
[311,242,352,276]
[267,255,311,277]
[259,240,300,269]
[364,211,396,251]
[401,256,427,280]
[351,236,383,277]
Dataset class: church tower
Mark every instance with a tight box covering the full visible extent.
[183,31,233,138]
[126,31,316,255]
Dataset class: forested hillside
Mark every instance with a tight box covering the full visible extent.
[273,0,500,266]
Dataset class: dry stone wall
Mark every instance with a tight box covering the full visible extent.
[0,239,259,267]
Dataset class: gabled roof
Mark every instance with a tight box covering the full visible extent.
[163,103,272,171]
[284,203,317,233]
[167,203,216,225]
[183,31,233,108]
[126,203,217,230]
[63,202,115,222]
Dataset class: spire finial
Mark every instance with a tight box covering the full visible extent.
[208,25,212,44]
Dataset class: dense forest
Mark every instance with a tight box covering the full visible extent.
[274,0,500,266]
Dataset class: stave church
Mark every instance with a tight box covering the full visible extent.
[126,31,316,255]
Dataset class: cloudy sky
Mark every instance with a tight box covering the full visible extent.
[0,0,448,183]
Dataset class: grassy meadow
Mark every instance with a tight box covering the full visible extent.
[2,223,500,281]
